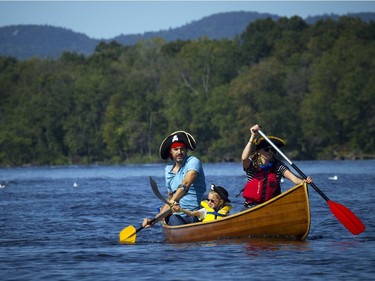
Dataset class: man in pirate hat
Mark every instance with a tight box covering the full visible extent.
[143,130,206,226]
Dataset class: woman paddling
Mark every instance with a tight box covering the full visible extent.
[241,124,313,208]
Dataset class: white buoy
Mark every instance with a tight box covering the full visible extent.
[328,175,338,180]
[73,182,79,187]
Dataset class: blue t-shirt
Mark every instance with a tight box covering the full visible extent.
[165,155,206,212]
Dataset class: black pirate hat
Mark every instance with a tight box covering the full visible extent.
[159,130,196,160]
[210,184,231,203]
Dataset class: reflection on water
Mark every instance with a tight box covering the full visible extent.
[176,237,312,257]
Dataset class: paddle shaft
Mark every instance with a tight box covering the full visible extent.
[144,208,172,229]
[130,208,172,237]
[258,130,330,201]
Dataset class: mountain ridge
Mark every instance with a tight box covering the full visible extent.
[0,11,374,60]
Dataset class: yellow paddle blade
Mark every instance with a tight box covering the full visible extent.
[119,225,137,244]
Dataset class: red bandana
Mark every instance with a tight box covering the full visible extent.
[170,142,186,149]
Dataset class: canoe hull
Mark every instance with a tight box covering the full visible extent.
[162,183,310,243]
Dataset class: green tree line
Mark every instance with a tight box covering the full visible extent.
[0,16,374,166]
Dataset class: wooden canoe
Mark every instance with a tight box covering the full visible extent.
[162,182,310,243]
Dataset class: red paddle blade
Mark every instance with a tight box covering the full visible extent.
[328,201,366,235]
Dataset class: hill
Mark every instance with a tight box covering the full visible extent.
[112,11,279,45]
[0,24,99,60]
[0,11,374,60]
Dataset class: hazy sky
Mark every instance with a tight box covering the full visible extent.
[1,1,374,39]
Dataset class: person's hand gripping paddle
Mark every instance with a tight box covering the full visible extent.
[119,208,172,244]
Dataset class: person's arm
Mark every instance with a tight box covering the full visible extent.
[155,169,199,218]
[242,125,260,170]
[158,202,172,215]
[168,170,198,204]
[283,169,313,185]
[174,205,200,217]
[173,204,206,220]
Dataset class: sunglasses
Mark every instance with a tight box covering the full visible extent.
[207,198,218,203]
[263,146,276,153]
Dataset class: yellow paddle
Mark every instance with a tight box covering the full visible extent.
[119,208,172,244]
[119,225,138,244]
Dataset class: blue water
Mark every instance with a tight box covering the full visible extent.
[1,161,374,280]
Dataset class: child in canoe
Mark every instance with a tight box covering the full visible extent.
[172,184,232,222]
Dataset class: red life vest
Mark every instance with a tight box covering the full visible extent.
[242,167,279,204]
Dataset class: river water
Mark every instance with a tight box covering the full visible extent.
[0,160,374,280]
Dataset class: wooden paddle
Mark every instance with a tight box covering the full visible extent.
[119,208,172,244]
[258,130,366,235]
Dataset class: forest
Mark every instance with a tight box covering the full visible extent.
[0,16,374,166]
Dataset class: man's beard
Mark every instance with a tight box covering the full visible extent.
[175,155,184,163]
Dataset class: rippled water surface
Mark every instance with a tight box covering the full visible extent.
[1,161,374,280]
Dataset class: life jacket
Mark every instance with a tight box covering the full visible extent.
[200,200,232,222]
[242,167,279,204]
